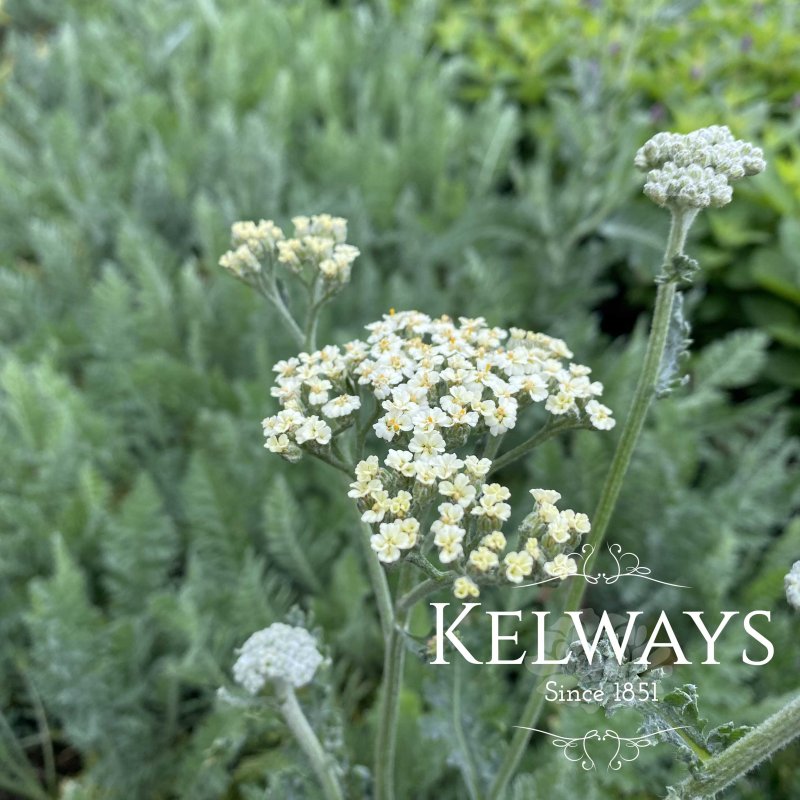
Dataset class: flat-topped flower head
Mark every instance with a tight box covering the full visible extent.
[785,561,800,610]
[233,623,323,694]
[636,126,766,209]
[261,311,606,596]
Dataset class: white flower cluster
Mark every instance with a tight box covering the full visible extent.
[260,310,610,598]
[449,489,585,599]
[785,561,800,610]
[635,126,766,209]
[262,310,614,460]
[233,623,323,694]
[219,214,360,286]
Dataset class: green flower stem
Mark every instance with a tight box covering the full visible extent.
[487,208,696,800]
[642,699,712,764]
[396,573,454,614]
[482,432,505,460]
[276,681,345,800]
[405,551,454,581]
[315,449,354,476]
[488,419,580,476]
[453,658,482,800]
[259,273,305,347]
[305,277,323,351]
[672,693,800,799]
[375,568,413,800]
[359,520,394,642]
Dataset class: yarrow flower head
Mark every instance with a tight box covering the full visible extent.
[233,623,323,694]
[785,561,800,610]
[219,213,360,288]
[262,310,611,597]
[635,125,766,209]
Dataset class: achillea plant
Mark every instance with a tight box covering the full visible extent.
[220,127,800,800]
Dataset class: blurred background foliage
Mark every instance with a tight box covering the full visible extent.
[0,0,797,798]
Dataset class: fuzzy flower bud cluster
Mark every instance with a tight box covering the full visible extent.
[262,310,612,597]
[635,126,766,209]
[219,214,360,287]
[233,623,323,694]
[785,561,800,610]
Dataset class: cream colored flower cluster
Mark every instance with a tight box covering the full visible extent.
[352,447,588,598]
[219,214,360,286]
[233,623,323,694]
[635,125,766,209]
[361,468,588,600]
[262,310,613,456]
[261,310,610,597]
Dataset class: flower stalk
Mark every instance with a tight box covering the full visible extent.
[374,568,413,800]
[487,207,696,800]
[276,681,345,800]
[671,694,800,799]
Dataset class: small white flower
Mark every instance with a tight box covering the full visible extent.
[464,456,492,478]
[586,400,616,430]
[544,554,578,580]
[504,551,534,583]
[409,430,446,457]
[481,483,511,504]
[547,514,571,544]
[355,456,380,482]
[525,537,542,560]
[469,546,499,572]
[438,502,465,526]
[321,394,361,418]
[530,488,561,505]
[510,373,549,402]
[386,448,416,477]
[438,473,477,507]
[471,497,511,523]
[413,460,439,485]
[265,433,292,454]
[361,491,391,524]
[453,576,480,599]
[481,530,507,551]
[348,478,382,499]
[545,391,575,416]
[306,378,332,406]
[431,452,464,480]
[371,521,413,563]
[295,416,332,446]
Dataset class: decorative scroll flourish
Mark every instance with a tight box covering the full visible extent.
[514,726,691,770]
[514,542,691,589]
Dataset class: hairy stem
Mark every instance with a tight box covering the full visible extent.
[375,569,412,800]
[396,574,453,614]
[488,419,580,476]
[277,682,345,800]
[487,208,696,800]
[453,659,482,800]
[359,521,394,642]
[672,694,800,799]
[262,278,305,347]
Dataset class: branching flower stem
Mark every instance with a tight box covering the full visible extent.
[257,273,305,348]
[488,418,583,476]
[487,208,696,800]
[672,694,800,799]
[276,681,345,800]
